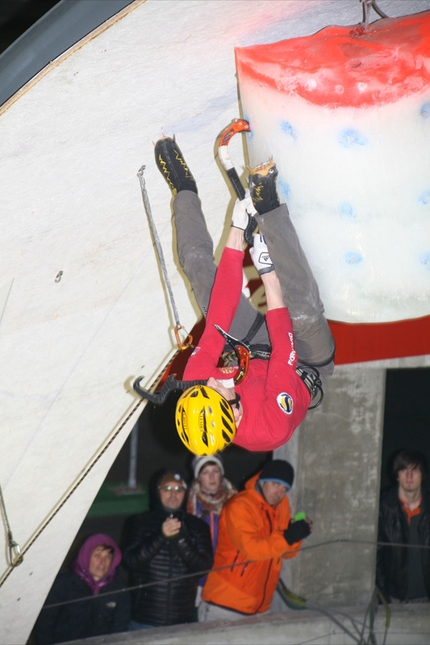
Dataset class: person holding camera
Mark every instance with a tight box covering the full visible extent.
[122,469,213,629]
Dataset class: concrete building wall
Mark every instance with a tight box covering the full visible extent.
[76,603,430,645]
[274,365,386,608]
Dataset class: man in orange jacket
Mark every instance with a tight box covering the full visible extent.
[200,459,312,621]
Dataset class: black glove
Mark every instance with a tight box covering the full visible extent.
[284,519,311,545]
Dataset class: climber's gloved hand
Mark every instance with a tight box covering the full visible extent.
[231,190,256,230]
[249,234,274,275]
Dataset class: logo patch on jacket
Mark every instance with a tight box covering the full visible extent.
[277,392,293,414]
[190,346,201,356]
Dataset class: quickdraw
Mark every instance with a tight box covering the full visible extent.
[0,484,23,568]
[133,164,195,404]
[218,119,258,246]
[137,164,193,351]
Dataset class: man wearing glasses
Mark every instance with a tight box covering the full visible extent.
[154,136,335,455]
[122,470,213,630]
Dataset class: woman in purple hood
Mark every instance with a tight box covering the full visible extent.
[34,533,130,645]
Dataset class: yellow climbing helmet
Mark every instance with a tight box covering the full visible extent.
[175,385,237,456]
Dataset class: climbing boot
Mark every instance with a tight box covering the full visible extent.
[247,159,279,215]
[154,137,197,196]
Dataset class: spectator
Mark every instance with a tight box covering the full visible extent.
[187,454,237,548]
[199,459,312,621]
[34,533,130,645]
[377,449,430,602]
[122,469,213,629]
[187,453,237,613]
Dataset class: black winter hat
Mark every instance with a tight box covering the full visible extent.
[258,459,294,490]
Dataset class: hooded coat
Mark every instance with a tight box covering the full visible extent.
[202,472,302,614]
[34,533,130,645]
[122,470,213,626]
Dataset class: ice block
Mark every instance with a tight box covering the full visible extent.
[236,11,430,326]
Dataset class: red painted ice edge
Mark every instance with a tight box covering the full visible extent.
[328,315,430,365]
[235,11,430,108]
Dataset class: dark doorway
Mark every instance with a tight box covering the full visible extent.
[380,367,430,494]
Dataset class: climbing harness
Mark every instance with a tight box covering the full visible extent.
[218,119,257,246]
[137,165,193,351]
[133,320,253,407]
[295,365,324,410]
[221,345,323,410]
[217,321,324,409]
[132,322,250,406]
[214,324,250,385]
[0,484,23,568]
[220,311,272,362]
[133,321,250,405]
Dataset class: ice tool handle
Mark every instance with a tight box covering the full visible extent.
[218,119,257,246]
[133,374,207,405]
[218,119,250,200]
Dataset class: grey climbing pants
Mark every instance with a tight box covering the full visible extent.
[173,190,335,380]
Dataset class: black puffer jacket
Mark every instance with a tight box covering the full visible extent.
[376,485,430,601]
[122,471,213,626]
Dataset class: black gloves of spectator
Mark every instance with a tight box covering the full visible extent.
[284,518,311,545]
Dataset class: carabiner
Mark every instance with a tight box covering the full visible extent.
[174,325,193,351]
[9,539,23,567]
[214,324,250,385]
